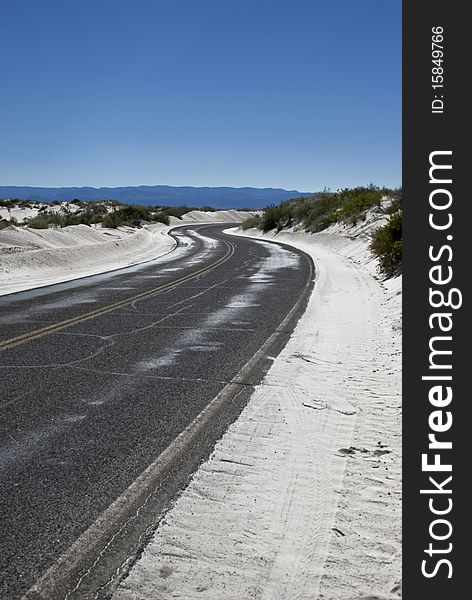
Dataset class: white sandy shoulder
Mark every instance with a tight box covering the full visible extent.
[0,223,175,296]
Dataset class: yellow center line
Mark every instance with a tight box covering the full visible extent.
[0,240,235,352]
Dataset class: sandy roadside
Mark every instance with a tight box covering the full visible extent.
[110,224,401,600]
[0,223,176,296]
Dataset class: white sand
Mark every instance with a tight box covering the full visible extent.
[0,210,255,296]
[0,205,41,222]
[112,218,401,599]
[0,201,84,223]
[0,224,175,296]
[169,210,258,225]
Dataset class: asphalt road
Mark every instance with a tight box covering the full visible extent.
[0,224,313,599]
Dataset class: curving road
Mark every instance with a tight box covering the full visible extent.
[0,224,313,599]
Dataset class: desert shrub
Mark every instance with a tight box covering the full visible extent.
[252,194,337,233]
[99,204,152,228]
[241,215,261,230]
[291,198,314,222]
[150,211,170,225]
[260,205,281,232]
[0,219,12,229]
[118,205,151,223]
[303,196,340,232]
[370,211,402,275]
[161,206,196,219]
[259,203,293,232]
[385,189,402,214]
[63,202,108,226]
[26,210,94,228]
[101,211,124,228]
[240,186,396,234]
[24,202,158,229]
[65,211,104,226]
[26,212,64,228]
[59,212,84,226]
[85,202,108,215]
[333,188,384,223]
[305,213,334,233]
[0,199,31,209]
[87,213,105,225]
[200,205,217,212]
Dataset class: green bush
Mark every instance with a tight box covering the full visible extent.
[101,211,124,228]
[22,202,159,230]
[84,201,108,215]
[260,203,293,232]
[0,219,12,229]
[370,211,402,275]
[241,215,261,230]
[100,205,155,228]
[252,186,396,234]
[161,205,196,219]
[86,213,105,225]
[260,205,279,231]
[26,210,104,228]
[303,196,339,232]
[26,212,64,228]
[151,211,170,225]
[117,204,151,226]
[385,189,402,214]
[332,189,383,223]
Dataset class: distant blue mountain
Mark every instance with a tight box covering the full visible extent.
[0,185,311,209]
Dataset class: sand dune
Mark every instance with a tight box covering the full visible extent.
[169,209,258,224]
[0,223,175,296]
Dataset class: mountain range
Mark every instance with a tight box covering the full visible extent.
[0,185,311,209]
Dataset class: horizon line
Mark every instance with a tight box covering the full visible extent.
[0,183,315,192]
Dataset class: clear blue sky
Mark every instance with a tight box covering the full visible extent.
[0,0,401,191]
